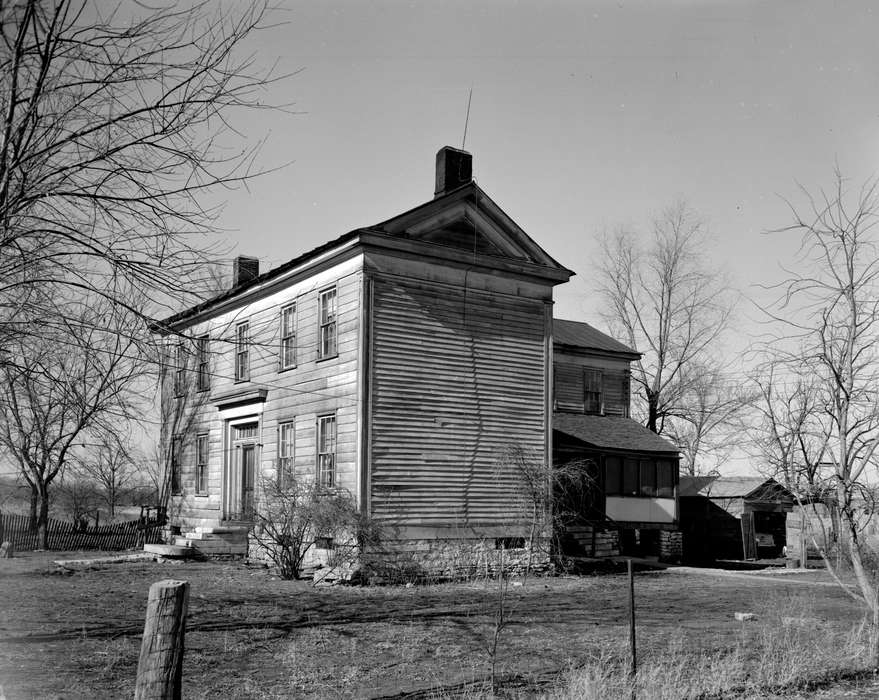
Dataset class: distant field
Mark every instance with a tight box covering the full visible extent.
[0,552,872,698]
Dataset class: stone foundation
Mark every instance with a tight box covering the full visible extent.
[363,537,552,583]
[659,530,682,563]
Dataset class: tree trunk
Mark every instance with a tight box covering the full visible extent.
[37,493,49,550]
[646,392,659,433]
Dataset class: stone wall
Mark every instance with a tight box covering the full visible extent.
[659,530,682,563]
[362,537,552,583]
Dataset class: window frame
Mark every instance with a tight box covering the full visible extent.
[196,335,210,392]
[279,303,297,371]
[605,455,678,500]
[195,433,209,495]
[317,287,338,360]
[584,368,603,414]
[278,420,295,488]
[316,413,337,488]
[174,342,186,398]
[234,321,250,382]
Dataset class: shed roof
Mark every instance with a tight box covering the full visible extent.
[679,476,795,501]
[553,318,639,357]
[553,413,678,454]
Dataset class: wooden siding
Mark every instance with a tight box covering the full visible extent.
[168,257,364,526]
[368,275,548,530]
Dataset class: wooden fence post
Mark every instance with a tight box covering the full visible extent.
[628,558,637,683]
[135,579,189,700]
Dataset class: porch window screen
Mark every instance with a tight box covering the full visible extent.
[317,414,336,487]
[622,459,639,497]
[639,460,657,497]
[605,456,622,495]
[656,460,676,497]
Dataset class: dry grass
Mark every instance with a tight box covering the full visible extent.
[545,592,870,700]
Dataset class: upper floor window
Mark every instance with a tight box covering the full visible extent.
[584,369,603,414]
[174,342,186,397]
[235,321,250,382]
[318,287,337,359]
[278,420,295,487]
[195,433,209,494]
[317,414,336,487]
[279,304,296,370]
[196,335,210,392]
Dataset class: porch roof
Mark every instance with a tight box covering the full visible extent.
[553,413,679,455]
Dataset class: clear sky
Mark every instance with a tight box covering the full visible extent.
[212,0,879,332]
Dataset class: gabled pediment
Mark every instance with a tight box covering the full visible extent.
[375,183,571,273]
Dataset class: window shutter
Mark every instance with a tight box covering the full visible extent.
[554,364,585,412]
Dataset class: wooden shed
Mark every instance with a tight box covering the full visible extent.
[679,476,795,563]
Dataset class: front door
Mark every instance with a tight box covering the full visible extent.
[240,443,255,518]
[226,421,258,520]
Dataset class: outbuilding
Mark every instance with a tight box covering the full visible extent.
[679,476,795,563]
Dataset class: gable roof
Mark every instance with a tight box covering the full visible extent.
[553,318,639,357]
[678,476,795,501]
[553,413,679,454]
[155,180,573,332]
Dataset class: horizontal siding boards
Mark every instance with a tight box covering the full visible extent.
[553,360,630,417]
[370,277,548,528]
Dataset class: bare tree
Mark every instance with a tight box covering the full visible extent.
[0,0,284,344]
[70,432,139,520]
[0,301,140,547]
[595,201,736,440]
[251,476,379,581]
[767,171,879,663]
[664,361,751,476]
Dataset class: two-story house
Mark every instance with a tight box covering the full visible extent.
[551,319,681,561]
[155,146,680,570]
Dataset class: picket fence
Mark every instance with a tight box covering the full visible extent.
[0,512,163,551]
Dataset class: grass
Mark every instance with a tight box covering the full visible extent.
[0,553,874,698]
[545,591,871,700]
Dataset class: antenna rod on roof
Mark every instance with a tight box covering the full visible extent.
[462,87,473,150]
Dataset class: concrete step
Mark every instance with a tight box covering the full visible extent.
[195,525,250,535]
[144,543,193,558]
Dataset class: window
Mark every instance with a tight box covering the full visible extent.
[235,321,249,382]
[196,335,210,392]
[584,369,603,414]
[278,421,295,487]
[195,434,209,494]
[639,459,657,497]
[279,303,296,370]
[605,456,622,496]
[317,414,336,487]
[318,288,337,359]
[656,460,676,498]
[171,435,183,494]
[174,342,186,397]
[606,457,678,499]
[314,536,334,550]
[622,459,639,497]
[495,537,526,550]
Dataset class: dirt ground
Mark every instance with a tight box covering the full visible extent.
[0,552,868,699]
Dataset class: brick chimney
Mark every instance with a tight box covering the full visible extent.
[232,255,259,287]
[434,146,473,197]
